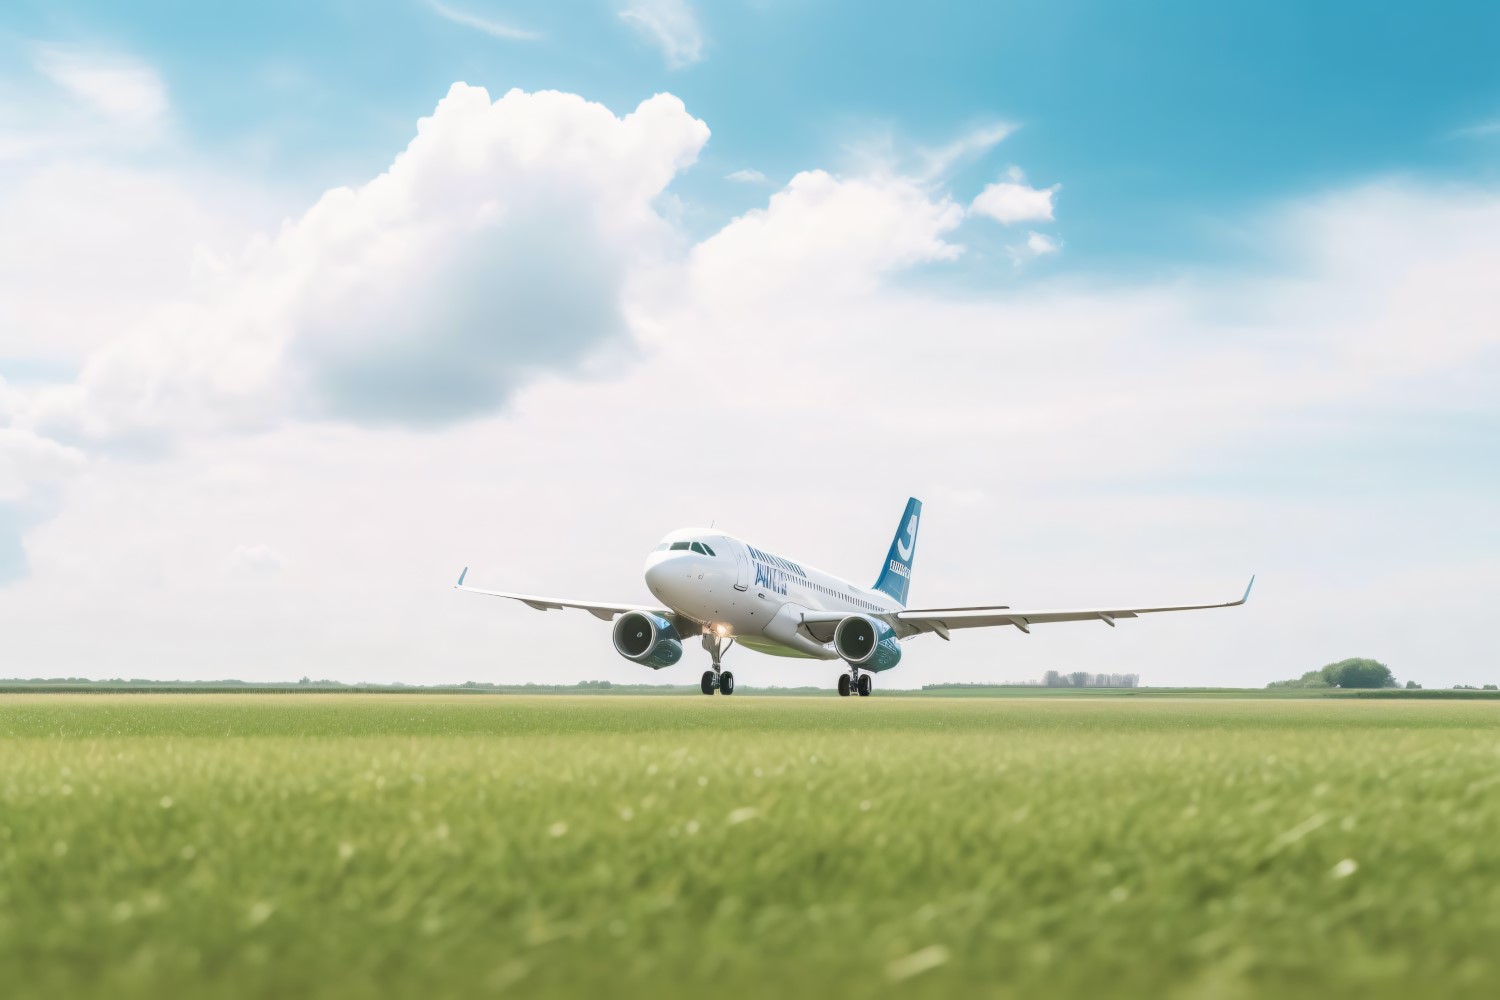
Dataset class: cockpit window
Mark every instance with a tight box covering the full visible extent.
[670,541,691,551]
[701,544,716,557]
[689,542,707,554]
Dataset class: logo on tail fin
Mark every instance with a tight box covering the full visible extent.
[874,497,922,606]
[895,514,918,561]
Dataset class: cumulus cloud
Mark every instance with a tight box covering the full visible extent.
[0,427,85,503]
[34,46,168,122]
[1026,231,1059,255]
[426,1,542,41]
[970,173,1059,225]
[1008,230,1061,265]
[18,84,709,440]
[619,0,705,68]
[690,170,964,301]
[725,168,768,184]
[0,426,85,586]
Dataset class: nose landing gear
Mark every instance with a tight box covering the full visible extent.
[700,632,736,696]
[837,669,873,697]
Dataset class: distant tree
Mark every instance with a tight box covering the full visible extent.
[1269,660,1394,689]
[1323,658,1396,689]
[1485,684,1498,691]
[1044,670,1065,688]
[1405,680,1421,690]
[1069,671,1091,688]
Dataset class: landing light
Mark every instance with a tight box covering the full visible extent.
[714,623,731,637]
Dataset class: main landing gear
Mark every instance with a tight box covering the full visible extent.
[700,632,736,696]
[838,669,873,697]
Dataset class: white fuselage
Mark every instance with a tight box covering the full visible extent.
[643,529,901,660]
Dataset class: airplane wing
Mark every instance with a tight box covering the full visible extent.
[894,577,1255,639]
[454,568,673,622]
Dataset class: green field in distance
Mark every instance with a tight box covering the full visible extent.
[3,694,1498,999]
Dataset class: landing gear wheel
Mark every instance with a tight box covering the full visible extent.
[701,671,717,696]
[720,671,735,696]
[858,674,873,697]
[837,674,852,697]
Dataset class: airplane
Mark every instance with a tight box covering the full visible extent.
[456,497,1252,697]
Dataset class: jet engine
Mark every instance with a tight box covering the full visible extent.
[612,611,684,669]
[833,615,903,672]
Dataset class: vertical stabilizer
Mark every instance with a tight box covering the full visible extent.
[873,497,921,606]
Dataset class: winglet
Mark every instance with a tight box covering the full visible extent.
[1240,575,1255,604]
[457,567,468,588]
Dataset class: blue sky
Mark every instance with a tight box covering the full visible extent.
[8,1,1499,267]
[1,1,1498,687]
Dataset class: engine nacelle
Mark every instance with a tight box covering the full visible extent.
[612,611,684,669]
[833,615,903,672]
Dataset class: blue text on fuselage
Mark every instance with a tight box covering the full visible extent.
[754,561,790,596]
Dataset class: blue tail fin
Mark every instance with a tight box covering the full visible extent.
[873,497,921,606]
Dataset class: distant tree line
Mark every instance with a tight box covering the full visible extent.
[1042,670,1140,688]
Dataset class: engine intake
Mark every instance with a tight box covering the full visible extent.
[833,615,903,672]
[612,611,683,669]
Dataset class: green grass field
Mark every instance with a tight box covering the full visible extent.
[3,694,1499,999]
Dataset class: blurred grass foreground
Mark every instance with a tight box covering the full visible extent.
[3,693,1499,999]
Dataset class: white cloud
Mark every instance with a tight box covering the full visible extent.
[725,168,768,184]
[34,47,168,122]
[0,162,281,364]
[0,427,85,504]
[690,170,964,302]
[919,122,1016,180]
[1019,231,1060,260]
[16,84,709,441]
[1026,231,1058,255]
[426,1,542,41]
[970,176,1059,225]
[619,0,705,68]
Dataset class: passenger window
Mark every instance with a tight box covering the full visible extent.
[670,542,690,551]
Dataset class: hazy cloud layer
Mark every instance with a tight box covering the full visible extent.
[2,81,1498,690]
[34,46,169,122]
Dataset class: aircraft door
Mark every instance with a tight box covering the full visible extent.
[731,541,751,591]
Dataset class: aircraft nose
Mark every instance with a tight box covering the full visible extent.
[644,553,676,596]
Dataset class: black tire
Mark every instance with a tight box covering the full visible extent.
[837,674,851,697]
[720,671,735,695]
[858,674,873,697]
[701,671,716,695]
